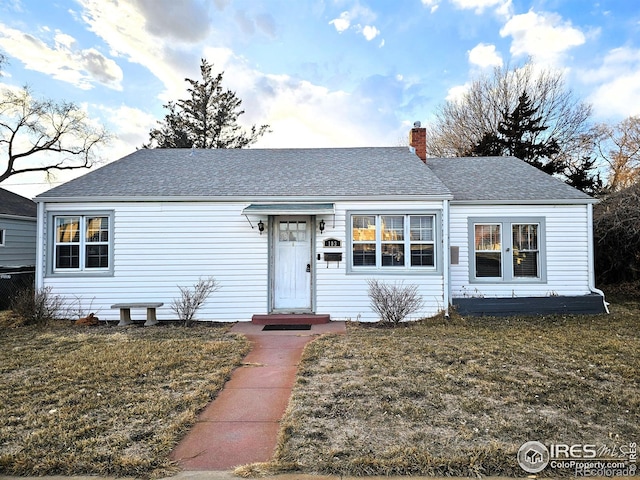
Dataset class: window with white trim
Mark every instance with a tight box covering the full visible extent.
[53,215,111,272]
[351,214,436,270]
[470,217,545,282]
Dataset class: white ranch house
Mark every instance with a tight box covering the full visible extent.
[34,126,606,322]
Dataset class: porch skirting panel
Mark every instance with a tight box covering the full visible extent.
[452,293,607,317]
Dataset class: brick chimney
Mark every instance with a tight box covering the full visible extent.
[409,121,427,163]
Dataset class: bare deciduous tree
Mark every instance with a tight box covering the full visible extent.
[0,86,110,184]
[427,62,593,176]
[593,182,640,283]
[594,115,640,192]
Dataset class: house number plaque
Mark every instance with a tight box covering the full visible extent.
[324,238,341,248]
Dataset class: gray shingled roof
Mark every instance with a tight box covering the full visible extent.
[427,156,593,202]
[0,188,37,217]
[36,148,592,203]
[37,147,451,199]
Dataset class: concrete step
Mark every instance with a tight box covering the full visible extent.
[251,313,331,325]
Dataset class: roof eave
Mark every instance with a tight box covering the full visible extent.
[35,194,455,204]
[0,213,37,221]
[450,198,598,205]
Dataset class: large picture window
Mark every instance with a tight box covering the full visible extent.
[351,213,437,271]
[469,217,545,282]
[53,214,111,272]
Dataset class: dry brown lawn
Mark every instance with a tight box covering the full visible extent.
[0,317,250,478]
[1,300,638,479]
[269,300,640,477]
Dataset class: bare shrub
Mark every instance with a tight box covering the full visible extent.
[171,277,220,326]
[593,182,640,284]
[367,279,424,326]
[65,295,99,321]
[10,286,65,326]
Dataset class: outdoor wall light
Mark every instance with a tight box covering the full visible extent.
[258,219,265,234]
[319,219,325,233]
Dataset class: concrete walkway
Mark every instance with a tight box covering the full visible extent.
[169,321,346,471]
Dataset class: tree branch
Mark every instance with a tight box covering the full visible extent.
[0,85,110,184]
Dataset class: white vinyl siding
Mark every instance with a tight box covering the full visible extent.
[40,199,446,322]
[319,202,444,321]
[42,202,269,322]
[450,204,592,299]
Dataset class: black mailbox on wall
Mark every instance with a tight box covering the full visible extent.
[324,252,342,262]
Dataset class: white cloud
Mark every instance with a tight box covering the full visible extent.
[468,43,503,68]
[329,5,380,40]
[329,11,350,33]
[500,10,585,65]
[451,0,512,16]
[250,75,390,148]
[0,24,123,90]
[129,0,213,43]
[582,47,640,118]
[75,0,195,101]
[361,25,380,41]
[194,47,399,149]
[102,104,158,151]
[421,0,440,13]
[446,82,471,103]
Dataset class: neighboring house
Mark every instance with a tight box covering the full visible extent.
[0,188,37,309]
[34,126,606,322]
[0,187,37,270]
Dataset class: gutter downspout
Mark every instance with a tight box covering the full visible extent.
[587,203,609,314]
[443,199,450,318]
[35,201,45,290]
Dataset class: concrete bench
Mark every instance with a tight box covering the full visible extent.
[111,303,164,326]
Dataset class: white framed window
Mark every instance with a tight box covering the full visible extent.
[50,213,113,274]
[350,213,438,272]
[469,217,546,283]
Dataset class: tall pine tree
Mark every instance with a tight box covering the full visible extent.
[469,91,561,174]
[147,59,269,149]
[498,91,560,174]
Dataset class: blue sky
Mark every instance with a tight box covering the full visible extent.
[0,0,639,198]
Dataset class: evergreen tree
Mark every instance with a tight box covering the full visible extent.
[497,91,560,174]
[468,91,561,174]
[466,131,503,157]
[564,156,603,195]
[428,63,603,193]
[147,59,269,149]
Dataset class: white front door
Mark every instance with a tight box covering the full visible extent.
[273,217,312,310]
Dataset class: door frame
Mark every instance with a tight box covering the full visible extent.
[268,215,317,313]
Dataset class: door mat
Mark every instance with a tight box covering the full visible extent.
[262,324,312,331]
